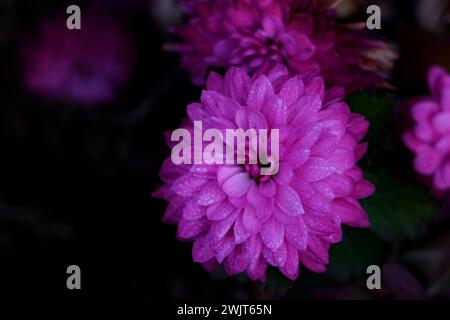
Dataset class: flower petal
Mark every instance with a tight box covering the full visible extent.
[285,216,308,250]
[276,185,305,216]
[223,172,254,198]
[261,216,285,251]
[247,75,274,110]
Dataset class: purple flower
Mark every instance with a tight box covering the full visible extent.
[21,13,135,106]
[153,65,374,280]
[169,0,394,92]
[404,66,450,191]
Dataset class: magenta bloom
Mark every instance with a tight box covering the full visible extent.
[22,14,135,105]
[170,0,394,92]
[403,66,450,191]
[153,65,374,280]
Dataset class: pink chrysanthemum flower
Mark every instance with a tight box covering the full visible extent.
[403,66,450,191]
[169,0,394,92]
[153,64,374,280]
[21,13,135,105]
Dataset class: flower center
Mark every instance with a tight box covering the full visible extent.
[244,162,272,184]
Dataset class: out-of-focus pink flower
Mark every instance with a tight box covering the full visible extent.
[153,64,374,281]
[169,0,394,92]
[22,13,135,105]
[404,66,450,191]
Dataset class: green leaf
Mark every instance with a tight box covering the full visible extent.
[347,91,397,143]
[362,169,442,240]
[327,228,384,282]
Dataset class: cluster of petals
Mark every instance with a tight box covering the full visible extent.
[170,0,393,92]
[154,64,374,280]
[404,66,450,191]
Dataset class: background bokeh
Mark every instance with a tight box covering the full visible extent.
[0,0,450,299]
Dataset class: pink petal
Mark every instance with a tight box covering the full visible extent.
[414,146,441,175]
[228,195,248,208]
[182,201,206,220]
[162,200,183,224]
[433,161,450,190]
[172,175,208,197]
[217,166,242,185]
[412,101,439,122]
[197,182,227,206]
[432,112,450,134]
[256,207,272,222]
[210,212,238,243]
[177,218,208,240]
[234,212,251,244]
[291,95,321,125]
[273,242,288,267]
[415,122,437,142]
[261,216,285,251]
[259,179,277,197]
[304,214,339,235]
[403,131,424,152]
[206,71,224,92]
[223,172,254,198]
[281,244,300,280]
[247,75,274,110]
[223,67,251,105]
[247,257,267,281]
[224,245,248,275]
[201,90,240,121]
[304,77,325,99]
[274,163,294,185]
[206,200,235,221]
[328,148,355,174]
[355,143,368,162]
[202,259,219,272]
[333,198,369,228]
[242,206,261,233]
[299,250,326,273]
[262,245,277,266]
[298,156,335,182]
[245,234,263,265]
[264,95,287,126]
[247,110,269,129]
[279,76,303,107]
[192,234,214,263]
[295,123,323,148]
[310,133,338,158]
[285,216,308,250]
[247,184,269,209]
[211,232,236,263]
[187,102,207,122]
[307,235,329,264]
[285,148,310,168]
[293,181,331,213]
[347,114,369,140]
[325,174,355,197]
[276,185,305,216]
[353,180,375,199]
[428,66,447,97]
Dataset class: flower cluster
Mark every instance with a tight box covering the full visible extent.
[169,0,394,92]
[154,65,374,280]
[403,66,450,191]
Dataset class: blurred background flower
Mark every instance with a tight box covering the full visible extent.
[403,66,450,191]
[168,0,396,92]
[21,12,135,106]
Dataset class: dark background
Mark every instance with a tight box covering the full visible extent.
[0,0,450,299]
